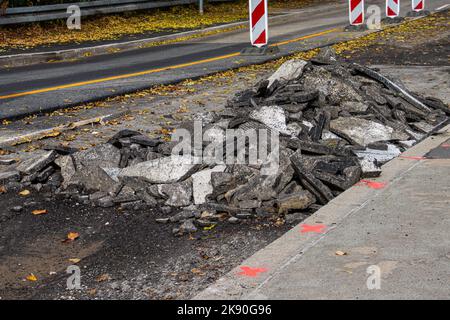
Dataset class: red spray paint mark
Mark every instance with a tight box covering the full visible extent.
[357,180,387,189]
[399,155,427,160]
[238,266,268,277]
[441,144,450,149]
[300,224,326,234]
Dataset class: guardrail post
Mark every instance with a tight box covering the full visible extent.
[199,0,204,14]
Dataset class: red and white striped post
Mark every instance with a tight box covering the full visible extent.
[412,0,424,11]
[386,0,400,17]
[348,0,364,25]
[249,0,269,47]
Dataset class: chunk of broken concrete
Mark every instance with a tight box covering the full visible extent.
[267,59,308,89]
[277,190,315,214]
[341,101,369,114]
[16,150,56,175]
[72,165,120,193]
[118,155,200,185]
[191,165,226,205]
[130,135,161,147]
[72,144,121,169]
[0,158,17,165]
[97,196,115,208]
[107,129,141,146]
[156,178,193,207]
[302,67,363,105]
[113,186,139,203]
[0,170,20,184]
[354,144,401,165]
[250,105,288,134]
[238,199,262,209]
[135,189,158,206]
[330,117,409,147]
[290,151,335,204]
[358,158,382,178]
[226,148,294,204]
[55,155,76,189]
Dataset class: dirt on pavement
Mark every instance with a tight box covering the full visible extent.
[0,190,292,300]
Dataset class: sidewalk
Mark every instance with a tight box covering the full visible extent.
[196,125,450,300]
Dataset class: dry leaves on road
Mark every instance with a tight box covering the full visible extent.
[68,258,81,264]
[66,232,79,241]
[335,250,348,256]
[32,209,48,215]
[191,268,206,276]
[0,186,6,194]
[19,189,31,196]
[0,0,319,51]
[26,273,38,281]
[96,274,111,282]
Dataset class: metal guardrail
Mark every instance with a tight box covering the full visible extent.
[0,0,237,25]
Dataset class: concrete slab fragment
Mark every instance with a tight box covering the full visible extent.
[330,117,409,147]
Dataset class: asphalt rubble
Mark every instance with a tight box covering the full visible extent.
[1,48,449,235]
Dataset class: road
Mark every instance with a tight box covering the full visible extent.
[0,0,448,119]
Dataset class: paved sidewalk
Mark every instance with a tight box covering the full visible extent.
[196,125,450,300]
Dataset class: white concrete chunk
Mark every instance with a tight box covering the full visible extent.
[250,105,288,134]
[267,60,308,88]
[330,117,409,146]
[118,155,200,184]
[191,165,226,204]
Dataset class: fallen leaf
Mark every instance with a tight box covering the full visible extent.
[0,185,6,194]
[26,273,38,281]
[68,258,81,264]
[19,189,31,196]
[203,224,216,231]
[335,250,348,256]
[87,288,97,296]
[191,268,205,275]
[96,274,111,282]
[66,232,79,241]
[32,209,47,215]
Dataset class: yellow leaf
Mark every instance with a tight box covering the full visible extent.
[19,189,31,196]
[96,274,111,282]
[191,268,205,275]
[68,258,81,264]
[67,232,79,241]
[0,185,6,194]
[335,251,348,256]
[26,273,38,281]
[32,209,47,215]
[203,224,216,231]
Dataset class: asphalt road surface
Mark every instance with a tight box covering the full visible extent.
[0,0,448,119]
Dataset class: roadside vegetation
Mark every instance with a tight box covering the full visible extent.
[0,0,325,51]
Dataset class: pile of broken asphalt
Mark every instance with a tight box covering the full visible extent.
[1,48,449,236]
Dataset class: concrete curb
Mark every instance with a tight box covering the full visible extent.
[0,6,334,69]
[194,125,450,300]
[0,111,127,148]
